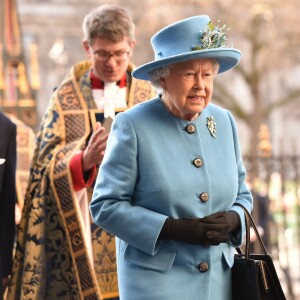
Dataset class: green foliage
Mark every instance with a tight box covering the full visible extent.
[192,21,228,50]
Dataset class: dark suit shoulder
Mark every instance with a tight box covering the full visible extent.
[0,112,16,129]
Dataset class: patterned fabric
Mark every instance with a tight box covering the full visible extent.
[7,60,155,300]
[5,114,35,210]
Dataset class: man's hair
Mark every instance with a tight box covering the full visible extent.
[82,4,135,45]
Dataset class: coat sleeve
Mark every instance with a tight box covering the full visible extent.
[69,151,96,191]
[0,120,16,277]
[90,112,167,255]
[226,110,253,247]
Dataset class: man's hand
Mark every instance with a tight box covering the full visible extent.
[82,122,109,171]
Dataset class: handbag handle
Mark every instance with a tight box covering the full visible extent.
[234,203,268,259]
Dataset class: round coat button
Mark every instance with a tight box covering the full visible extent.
[185,124,196,134]
[193,158,203,168]
[198,262,209,272]
[199,192,209,202]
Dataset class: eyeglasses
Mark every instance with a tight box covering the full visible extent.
[92,48,130,62]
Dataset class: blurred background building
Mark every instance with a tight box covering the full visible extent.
[9,0,300,156]
[1,0,299,299]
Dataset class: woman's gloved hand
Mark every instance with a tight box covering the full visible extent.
[159,218,230,245]
[201,211,241,236]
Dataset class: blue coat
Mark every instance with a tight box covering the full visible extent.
[90,97,253,300]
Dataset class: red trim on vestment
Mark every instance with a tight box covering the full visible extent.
[90,71,104,89]
[70,151,96,191]
[90,70,127,89]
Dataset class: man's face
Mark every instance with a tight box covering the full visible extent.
[84,37,136,83]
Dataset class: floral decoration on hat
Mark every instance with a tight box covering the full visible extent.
[192,21,229,51]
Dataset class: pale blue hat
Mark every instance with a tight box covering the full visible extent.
[132,15,241,81]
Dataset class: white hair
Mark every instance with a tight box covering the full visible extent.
[148,58,220,92]
[148,66,170,92]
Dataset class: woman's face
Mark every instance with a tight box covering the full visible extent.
[160,59,217,121]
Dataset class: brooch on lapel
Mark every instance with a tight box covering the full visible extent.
[0,158,6,165]
[206,116,217,138]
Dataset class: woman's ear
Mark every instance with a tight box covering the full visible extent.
[159,77,167,89]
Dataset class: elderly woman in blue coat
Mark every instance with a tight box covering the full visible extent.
[90,15,253,300]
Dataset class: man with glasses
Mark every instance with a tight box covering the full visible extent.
[7,4,154,300]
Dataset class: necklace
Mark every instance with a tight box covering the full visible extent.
[160,98,200,121]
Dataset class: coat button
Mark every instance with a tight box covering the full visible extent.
[185,124,196,134]
[198,262,209,272]
[199,192,209,202]
[193,158,203,168]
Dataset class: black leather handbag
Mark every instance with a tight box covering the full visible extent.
[232,203,286,300]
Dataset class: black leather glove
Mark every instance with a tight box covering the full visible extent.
[201,211,241,237]
[159,218,229,245]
